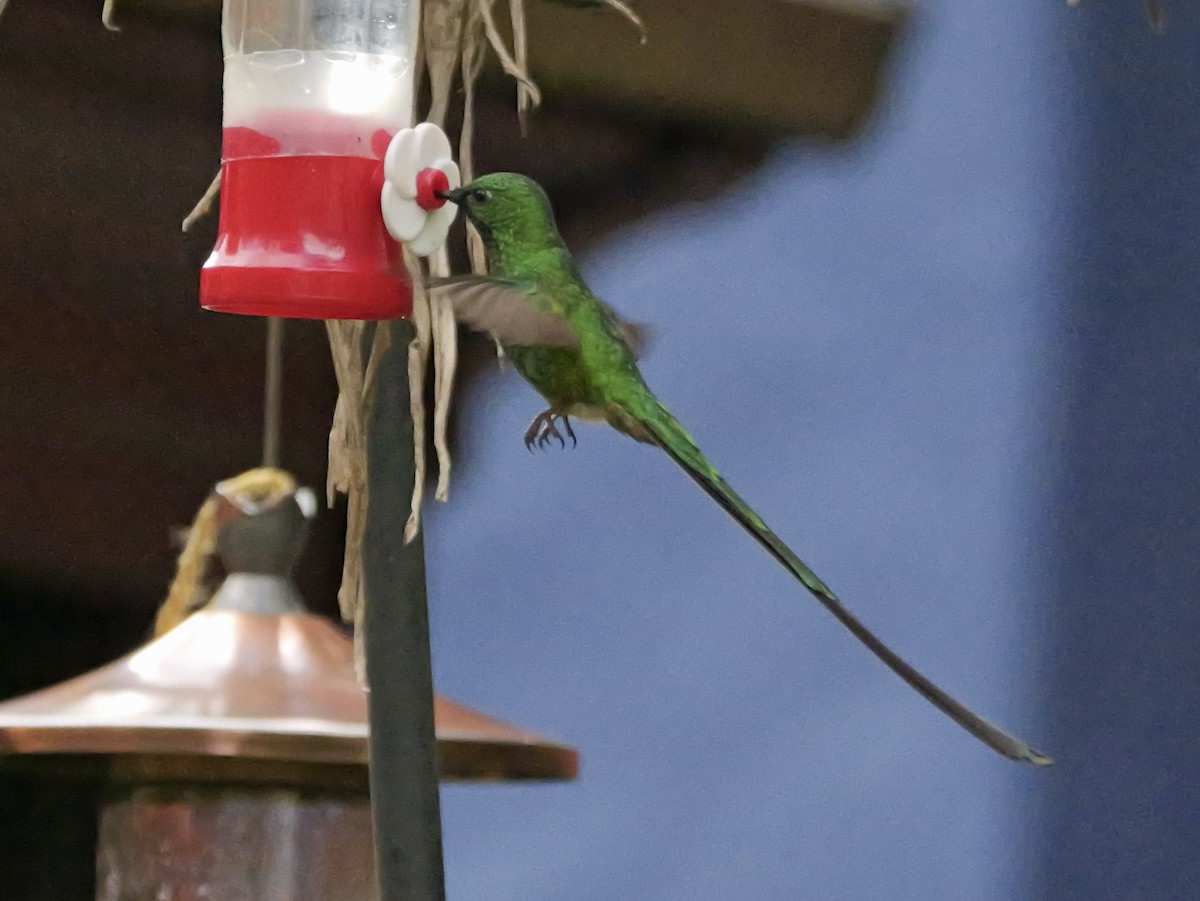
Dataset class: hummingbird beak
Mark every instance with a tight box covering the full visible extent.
[437,186,468,205]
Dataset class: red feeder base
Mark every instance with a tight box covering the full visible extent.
[201,149,411,320]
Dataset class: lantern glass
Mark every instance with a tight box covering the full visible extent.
[221,0,419,159]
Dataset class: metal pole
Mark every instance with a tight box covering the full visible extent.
[263,316,284,468]
[362,320,446,901]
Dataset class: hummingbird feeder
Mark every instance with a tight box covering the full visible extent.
[201,0,459,319]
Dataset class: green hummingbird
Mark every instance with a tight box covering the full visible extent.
[432,172,1052,766]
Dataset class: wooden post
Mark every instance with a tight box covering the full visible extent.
[362,320,446,901]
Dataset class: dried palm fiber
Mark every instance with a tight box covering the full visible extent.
[326,318,390,662]
[543,0,646,43]
[409,0,469,548]
[183,172,222,233]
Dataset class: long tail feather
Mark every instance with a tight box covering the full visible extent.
[642,410,1052,766]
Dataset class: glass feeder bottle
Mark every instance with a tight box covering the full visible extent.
[201,0,420,319]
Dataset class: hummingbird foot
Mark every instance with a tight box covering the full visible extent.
[524,409,576,451]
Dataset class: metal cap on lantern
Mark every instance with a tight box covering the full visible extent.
[201,0,423,318]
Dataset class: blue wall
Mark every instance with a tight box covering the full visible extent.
[429,1,1198,897]
[1037,2,1200,899]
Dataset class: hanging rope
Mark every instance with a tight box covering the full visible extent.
[154,468,297,636]
[154,318,292,636]
[182,172,221,233]
[154,490,221,636]
[263,317,284,468]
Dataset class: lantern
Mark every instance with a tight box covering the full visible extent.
[201,0,421,318]
[0,474,577,899]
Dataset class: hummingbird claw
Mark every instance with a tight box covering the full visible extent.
[524,409,575,452]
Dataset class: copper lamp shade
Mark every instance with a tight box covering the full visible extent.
[0,608,576,900]
[0,470,574,783]
[0,607,577,784]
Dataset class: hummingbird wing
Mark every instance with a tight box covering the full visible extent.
[428,275,651,357]
[427,276,579,348]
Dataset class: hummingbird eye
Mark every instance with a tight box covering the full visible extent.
[471,189,491,204]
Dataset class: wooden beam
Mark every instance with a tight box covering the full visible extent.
[120,0,905,137]
[521,0,904,136]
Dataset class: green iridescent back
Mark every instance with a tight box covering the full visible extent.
[463,173,650,418]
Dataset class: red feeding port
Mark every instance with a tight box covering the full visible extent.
[415,167,450,211]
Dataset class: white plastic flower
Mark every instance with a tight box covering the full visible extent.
[381,122,461,257]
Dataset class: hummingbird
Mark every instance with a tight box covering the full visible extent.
[431,172,1052,766]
